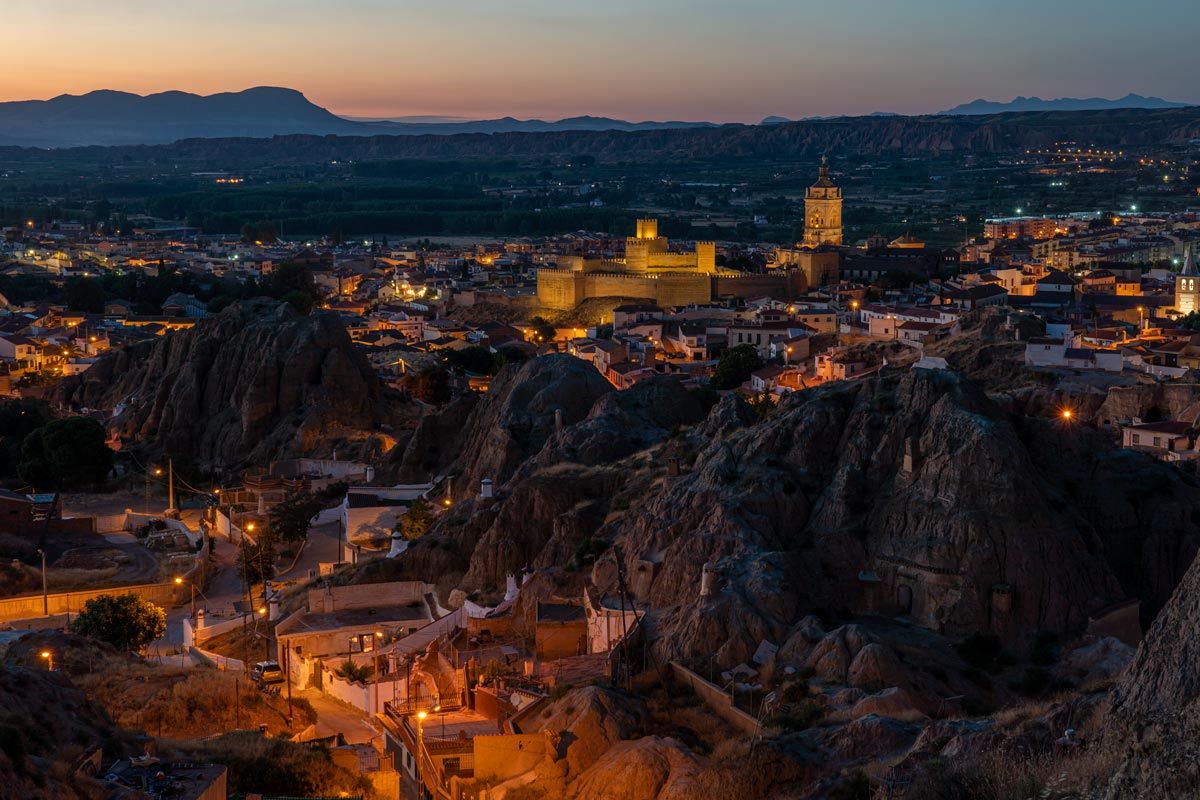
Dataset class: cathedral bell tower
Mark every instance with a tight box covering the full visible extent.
[803,155,843,247]
[1177,246,1199,316]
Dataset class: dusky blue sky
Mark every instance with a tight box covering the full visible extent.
[4,0,1196,120]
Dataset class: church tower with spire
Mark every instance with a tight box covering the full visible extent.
[1176,246,1199,316]
[803,155,843,247]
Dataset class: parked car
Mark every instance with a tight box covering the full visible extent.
[251,661,284,684]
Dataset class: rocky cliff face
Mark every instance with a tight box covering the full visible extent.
[1103,545,1200,798]
[442,354,615,501]
[54,299,399,469]
[394,356,1200,668]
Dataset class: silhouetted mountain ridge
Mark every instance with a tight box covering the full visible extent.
[0,87,718,147]
[939,93,1191,115]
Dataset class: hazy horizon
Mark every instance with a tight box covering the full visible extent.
[3,0,1197,122]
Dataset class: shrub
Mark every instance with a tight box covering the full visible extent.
[70,594,166,652]
[765,701,823,732]
[334,661,374,684]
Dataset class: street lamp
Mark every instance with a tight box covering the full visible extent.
[40,650,52,671]
[1062,409,1073,422]
[416,710,428,799]
[1137,306,1145,331]
[175,576,195,621]
[259,607,271,661]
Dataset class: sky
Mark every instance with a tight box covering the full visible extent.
[2,0,1197,122]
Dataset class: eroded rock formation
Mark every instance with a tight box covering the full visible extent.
[54,299,401,468]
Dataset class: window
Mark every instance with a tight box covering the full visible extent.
[1154,437,1164,448]
[1132,434,1140,444]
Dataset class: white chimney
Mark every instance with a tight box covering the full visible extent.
[505,574,519,602]
[700,563,719,597]
[480,479,494,499]
[388,531,407,558]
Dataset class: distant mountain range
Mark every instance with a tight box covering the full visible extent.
[762,112,899,124]
[938,93,1191,115]
[0,86,1195,148]
[0,87,718,148]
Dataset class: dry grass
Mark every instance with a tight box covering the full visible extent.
[974,747,1122,800]
[993,698,1060,731]
[72,650,312,739]
[199,620,272,665]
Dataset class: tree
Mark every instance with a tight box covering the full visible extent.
[269,262,322,313]
[240,220,279,244]
[444,345,500,375]
[17,416,113,490]
[528,316,557,344]
[239,537,276,587]
[395,497,434,542]
[64,276,105,313]
[269,484,345,543]
[710,344,764,390]
[70,593,166,652]
[1177,311,1200,331]
[0,399,51,478]
[270,492,321,543]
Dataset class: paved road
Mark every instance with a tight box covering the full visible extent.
[296,687,377,745]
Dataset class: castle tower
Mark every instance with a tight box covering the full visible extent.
[626,218,667,271]
[803,156,843,247]
[1177,246,1199,316]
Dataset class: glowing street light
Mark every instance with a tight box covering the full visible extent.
[175,576,196,620]
[40,651,53,671]
[1062,409,1073,421]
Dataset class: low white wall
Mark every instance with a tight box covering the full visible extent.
[322,668,371,713]
[193,613,257,644]
[191,646,246,673]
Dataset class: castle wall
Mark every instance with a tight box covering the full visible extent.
[537,269,585,310]
[651,274,712,307]
[539,268,802,311]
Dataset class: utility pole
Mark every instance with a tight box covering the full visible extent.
[168,458,175,515]
[37,548,47,616]
[612,545,635,692]
[284,645,293,727]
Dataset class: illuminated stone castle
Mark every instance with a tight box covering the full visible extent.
[803,156,843,247]
[622,218,717,273]
[537,219,800,311]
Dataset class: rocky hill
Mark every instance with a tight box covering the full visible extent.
[1103,529,1200,798]
[54,299,404,469]
[385,356,1200,668]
